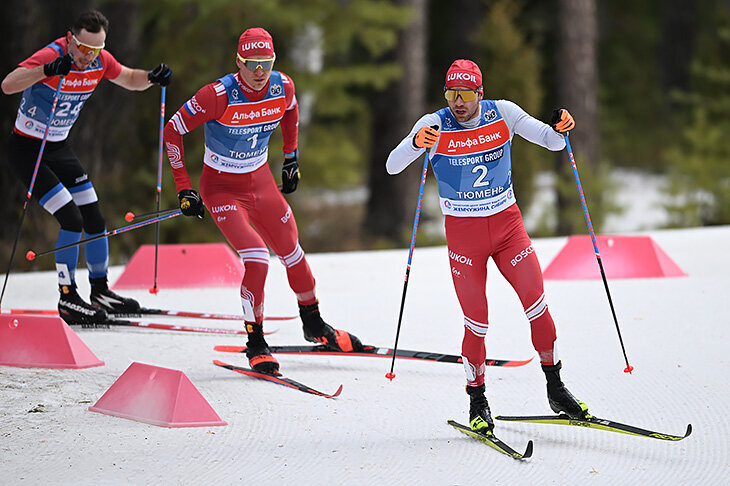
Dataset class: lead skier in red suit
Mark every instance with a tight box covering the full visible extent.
[164,28,362,374]
[387,60,588,433]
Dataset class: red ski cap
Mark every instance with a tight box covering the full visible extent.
[445,59,483,92]
[238,27,274,58]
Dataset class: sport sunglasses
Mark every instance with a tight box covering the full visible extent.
[72,34,104,56]
[444,89,479,102]
[236,54,276,71]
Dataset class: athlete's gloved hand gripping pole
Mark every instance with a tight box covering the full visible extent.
[554,108,633,374]
[147,63,172,86]
[386,126,438,381]
[281,149,300,194]
[412,125,439,149]
[43,54,73,77]
[178,189,205,219]
[0,69,67,309]
[25,210,183,261]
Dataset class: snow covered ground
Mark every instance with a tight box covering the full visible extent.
[1,226,728,485]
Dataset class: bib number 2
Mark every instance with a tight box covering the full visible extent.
[472,165,490,187]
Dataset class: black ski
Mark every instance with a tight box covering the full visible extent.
[5,307,296,322]
[213,359,343,398]
[214,344,533,367]
[77,318,276,336]
[448,420,533,459]
[496,413,692,441]
[120,307,297,321]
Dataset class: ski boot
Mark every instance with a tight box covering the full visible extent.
[466,383,494,433]
[542,361,589,418]
[58,284,108,325]
[90,277,141,315]
[299,301,363,352]
[245,323,280,374]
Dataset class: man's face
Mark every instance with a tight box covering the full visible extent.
[237,55,275,91]
[446,88,482,123]
[67,28,106,71]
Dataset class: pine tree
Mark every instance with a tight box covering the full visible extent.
[665,17,730,226]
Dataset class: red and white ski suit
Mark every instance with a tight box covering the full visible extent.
[164,70,316,324]
[387,99,566,387]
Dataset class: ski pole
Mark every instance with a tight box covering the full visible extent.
[0,77,65,309]
[563,134,634,374]
[386,151,430,381]
[25,210,182,261]
[151,86,166,295]
[124,207,178,222]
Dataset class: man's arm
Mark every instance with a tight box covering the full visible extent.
[386,113,441,175]
[108,65,154,91]
[1,47,71,95]
[1,66,47,95]
[278,72,300,194]
[164,83,224,191]
[280,73,299,155]
[497,100,565,151]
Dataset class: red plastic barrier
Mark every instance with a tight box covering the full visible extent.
[89,362,227,427]
[0,314,104,368]
[543,235,687,280]
[113,243,246,289]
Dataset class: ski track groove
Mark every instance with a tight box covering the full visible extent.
[487,363,727,484]
[2,328,722,485]
[2,228,728,484]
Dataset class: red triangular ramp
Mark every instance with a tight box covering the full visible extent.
[112,243,244,289]
[543,235,687,280]
[0,314,104,369]
[89,362,227,427]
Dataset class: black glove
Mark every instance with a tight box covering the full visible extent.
[148,63,172,86]
[281,150,300,194]
[43,54,73,77]
[178,189,205,219]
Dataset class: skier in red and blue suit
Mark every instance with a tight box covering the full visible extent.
[164,27,362,374]
[387,59,589,433]
[2,9,171,324]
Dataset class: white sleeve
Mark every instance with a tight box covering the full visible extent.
[385,113,442,175]
[496,100,566,151]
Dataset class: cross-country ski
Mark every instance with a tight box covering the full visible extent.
[213,359,343,398]
[447,420,534,459]
[495,414,692,441]
[214,344,533,367]
[1,307,297,322]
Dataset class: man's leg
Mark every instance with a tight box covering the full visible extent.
[201,170,278,373]
[39,143,140,314]
[492,205,588,418]
[491,206,557,365]
[251,168,362,352]
[6,135,106,323]
[445,215,493,432]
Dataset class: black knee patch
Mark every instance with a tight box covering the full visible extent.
[78,202,106,235]
[54,202,83,232]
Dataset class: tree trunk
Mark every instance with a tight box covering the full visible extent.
[364,0,427,244]
[660,0,697,95]
[555,0,598,235]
